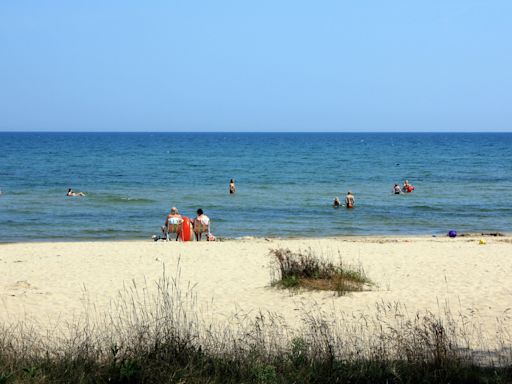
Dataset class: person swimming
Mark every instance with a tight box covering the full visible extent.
[393,184,401,194]
[66,188,86,197]
[333,196,341,208]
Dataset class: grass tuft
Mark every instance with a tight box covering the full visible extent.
[270,247,372,295]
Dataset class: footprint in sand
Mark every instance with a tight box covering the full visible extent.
[5,280,38,295]
[1,281,25,297]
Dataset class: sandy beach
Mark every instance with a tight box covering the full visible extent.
[1,236,511,348]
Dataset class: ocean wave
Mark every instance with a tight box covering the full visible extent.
[89,194,157,204]
[0,191,31,196]
[408,205,445,212]
[80,228,142,234]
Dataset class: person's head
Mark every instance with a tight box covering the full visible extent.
[196,208,204,216]
[230,179,234,183]
[68,188,72,192]
[348,191,352,195]
[171,207,178,214]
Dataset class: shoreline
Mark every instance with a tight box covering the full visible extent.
[0,231,509,245]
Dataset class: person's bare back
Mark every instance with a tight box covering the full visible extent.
[229,179,236,194]
[345,191,355,208]
[165,207,182,226]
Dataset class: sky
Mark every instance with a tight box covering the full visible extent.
[0,1,511,132]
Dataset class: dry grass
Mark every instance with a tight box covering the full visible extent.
[270,247,373,295]
[0,263,511,383]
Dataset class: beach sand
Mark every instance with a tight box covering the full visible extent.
[1,236,511,347]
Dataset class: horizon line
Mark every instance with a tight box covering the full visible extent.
[0,130,511,134]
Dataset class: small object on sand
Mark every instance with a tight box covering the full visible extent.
[479,239,486,245]
[448,230,457,238]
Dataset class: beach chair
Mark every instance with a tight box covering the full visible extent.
[193,219,210,241]
[166,219,183,241]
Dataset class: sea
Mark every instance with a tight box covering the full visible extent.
[0,132,511,242]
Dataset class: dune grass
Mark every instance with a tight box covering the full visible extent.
[270,247,373,295]
[0,267,510,383]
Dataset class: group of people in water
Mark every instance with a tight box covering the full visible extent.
[333,180,415,208]
[333,192,355,209]
[394,180,415,194]
[67,177,415,241]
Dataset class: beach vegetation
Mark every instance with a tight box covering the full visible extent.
[0,271,510,383]
[270,247,373,295]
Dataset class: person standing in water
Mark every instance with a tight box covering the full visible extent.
[403,180,415,193]
[229,179,236,194]
[345,191,355,208]
[333,196,341,208]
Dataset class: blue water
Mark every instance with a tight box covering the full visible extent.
[0,132,511,241]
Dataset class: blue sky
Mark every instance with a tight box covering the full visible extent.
[1,1,511,132]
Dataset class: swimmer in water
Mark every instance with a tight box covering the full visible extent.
[66,188,86,197]
[345,191,355,208]
[393,184,401,194]
[333,196,341,208]
[402,180,415,193]
[229,179,236,194]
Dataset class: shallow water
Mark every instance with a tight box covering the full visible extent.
[0,132,511,241]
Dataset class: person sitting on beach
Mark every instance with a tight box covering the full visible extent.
[402,180,415,193]
[66,188,85,197]
[229,179,236,194]
[193,208,210,241]
[393,184,401,194]
[345,191,355,208]
[333,196,341,208]
[161,206,183,240]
